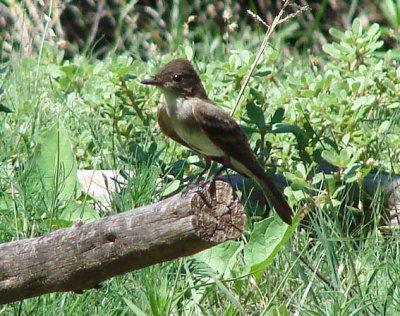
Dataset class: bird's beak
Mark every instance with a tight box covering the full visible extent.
[141,76,162,86]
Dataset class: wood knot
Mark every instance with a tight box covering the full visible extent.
[104,232,116,243]
[191,180,246,243]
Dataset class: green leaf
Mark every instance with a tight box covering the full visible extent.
[272,124,308,148]
[184,46,194,61]
[0,104,12,113]
[123,298,148,316]
[229,54,242,69]
[213,276,245,314]
[46,64,64,78]
[30,121,80,202]
[343,163,362,183]
[352,18,362,35]
[329,28,345,40]
[342,133,351,146]
[262,304,289,316]
[379,120,391,134]
[249,87,264,102]
[284,172,312,190]
[271,107,285,124]
[272,123,303,135]
[160,179,181,197]
[387,102,400,109]
[352,95,376,110]
[194,241,243,278]
[246,102,266,130]
[367,23,381,39]
[239,50,251,64]
[321,149,340,167]
[339,148,351,166]
[322,148,354,169]
[59,201,99,224]
[254,69,271,77]
[244,217,296,280]
[322,43,341,59]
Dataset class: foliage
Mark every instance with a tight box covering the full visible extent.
[1,0,400,61]
[0,13,400,316]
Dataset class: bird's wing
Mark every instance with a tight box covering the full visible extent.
[157,102,192,149]
[192,98,293,225]
[191,98,257,172]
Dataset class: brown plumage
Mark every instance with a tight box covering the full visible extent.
[142,59,293,225]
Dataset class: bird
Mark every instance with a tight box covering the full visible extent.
[141,58,293,225]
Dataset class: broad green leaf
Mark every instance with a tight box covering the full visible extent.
[160,179,181,197]
[381,77,396,91]
[46,64,64,78]
[333,42,355,55]
[246,102,266,130]
[272,124,304,135]
[321,149,340,167]
[342,133,351,146]
[273,124,308,148]
[244,217,296,280]
[194,241,243,278]
[352,95,376,110]
[271,107,285,124]
[284,172,312,190]
[379,120,391,134]
[339,148,351,166]
[239,50,250,64]
[249,87,264,102]
[31,121,80,202]
[59,200,99,224]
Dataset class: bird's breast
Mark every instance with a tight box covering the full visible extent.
[164,96,225,157]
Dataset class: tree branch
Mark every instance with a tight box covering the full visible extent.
[0,180,246,304]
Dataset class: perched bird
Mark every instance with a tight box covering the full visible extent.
[141,58,293,225]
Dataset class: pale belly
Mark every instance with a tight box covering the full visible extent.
[165,96,225,157]
[174,119,224,157]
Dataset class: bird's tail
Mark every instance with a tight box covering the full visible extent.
[230,157,293,225]
[254,173,293,225]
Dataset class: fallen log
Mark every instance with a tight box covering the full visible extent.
[0,180,245,305]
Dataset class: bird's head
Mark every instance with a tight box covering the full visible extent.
[141,58,208,99]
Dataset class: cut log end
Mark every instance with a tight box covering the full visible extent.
[190,180,246,243]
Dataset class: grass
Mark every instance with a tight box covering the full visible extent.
[1,3,400,316]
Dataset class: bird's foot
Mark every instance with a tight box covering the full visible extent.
[181,176,205,197]
[181,165,226,199]
[181,173,221,198]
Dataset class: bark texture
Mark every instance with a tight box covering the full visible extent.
[0,180,245,304]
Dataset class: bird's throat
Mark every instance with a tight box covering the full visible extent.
[163,92,196,123]
[163,91,181,118]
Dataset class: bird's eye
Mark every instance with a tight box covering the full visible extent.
[173,74,183,82]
